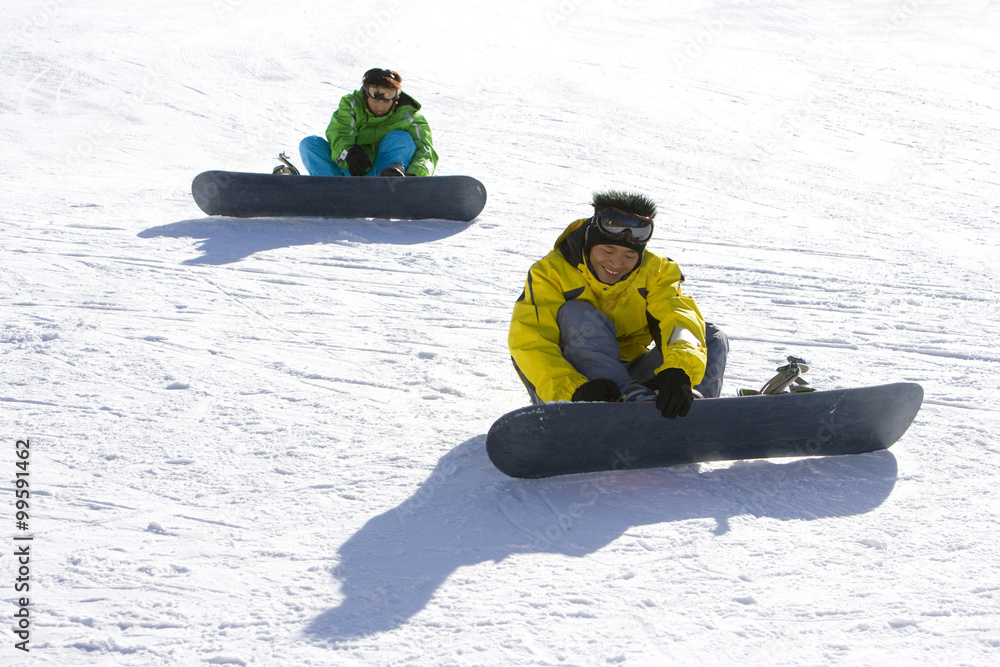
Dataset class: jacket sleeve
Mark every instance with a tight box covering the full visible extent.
[402,111,438,177]
[325,93,362,168]
[644,258,708,386]
[508,261,588,403]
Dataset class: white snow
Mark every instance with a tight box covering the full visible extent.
[3,0,1000,664]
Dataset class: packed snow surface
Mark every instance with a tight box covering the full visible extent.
[2,0,999,664]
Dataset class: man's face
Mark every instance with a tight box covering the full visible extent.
[588,244,639,284]
[364,84,397,117]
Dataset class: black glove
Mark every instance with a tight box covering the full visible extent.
[344,145,372,176]
[655,368,694,419]
[571,378,621,402]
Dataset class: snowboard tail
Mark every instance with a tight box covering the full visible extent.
[191,171,487,221]
[486,383,923,479]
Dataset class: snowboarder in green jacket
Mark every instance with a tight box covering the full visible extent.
[299,68,438,178]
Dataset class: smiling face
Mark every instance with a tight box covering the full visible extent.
[588,244,640,284]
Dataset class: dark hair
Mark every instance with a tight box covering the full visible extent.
[363,68,402,89]
[591,190,657,220]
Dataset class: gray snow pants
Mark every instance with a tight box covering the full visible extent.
[524,299,729,405]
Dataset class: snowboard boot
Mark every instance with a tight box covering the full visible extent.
[620,383,657,403]
[379,163,406,177]
[272,152,300,175]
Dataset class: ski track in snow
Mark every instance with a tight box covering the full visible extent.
[2,0,1000,664]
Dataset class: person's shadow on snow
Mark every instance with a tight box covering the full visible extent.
[138,217,473,265]
[305,436,898,644]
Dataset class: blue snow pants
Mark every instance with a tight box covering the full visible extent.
[298,130,417,177]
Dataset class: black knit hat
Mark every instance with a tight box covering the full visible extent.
[585,190,657,254]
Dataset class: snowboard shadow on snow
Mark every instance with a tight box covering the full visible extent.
[138,216,474,265]
[305,436,898,645]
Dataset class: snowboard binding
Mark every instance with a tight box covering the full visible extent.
[272,152,300,175]
[739,356,816,396]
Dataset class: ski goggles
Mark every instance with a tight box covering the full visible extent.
[594,207,654,243]
[364,85,399,101]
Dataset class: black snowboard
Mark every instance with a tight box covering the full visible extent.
[486,383,923,479]
[191,171,487,221]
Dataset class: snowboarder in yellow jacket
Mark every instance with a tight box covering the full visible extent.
[508,191,728,418]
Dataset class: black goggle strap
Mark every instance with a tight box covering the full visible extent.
[363,67,400,82]
[595,208,654,242]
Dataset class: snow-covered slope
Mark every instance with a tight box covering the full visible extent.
[2,0,999,664]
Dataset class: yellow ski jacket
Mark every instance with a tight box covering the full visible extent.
[509,219,707,403]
